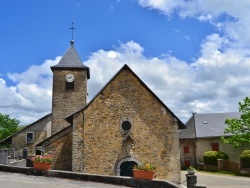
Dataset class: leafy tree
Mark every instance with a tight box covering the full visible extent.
[221,97,250,148]
[0,113,20,141]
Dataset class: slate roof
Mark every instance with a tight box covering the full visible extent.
[179,112,241,139]
[65,64,186,129]
[51,41,90,79]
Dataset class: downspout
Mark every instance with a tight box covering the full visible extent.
[192,113,198,165]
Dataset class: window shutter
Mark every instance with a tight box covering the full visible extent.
[212,143,219,151]
[184,146,189,153]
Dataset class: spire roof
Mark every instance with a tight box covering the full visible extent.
[51,41,90,79]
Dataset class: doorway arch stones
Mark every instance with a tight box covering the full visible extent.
[116,157,140,176]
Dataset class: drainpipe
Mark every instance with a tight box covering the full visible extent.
[192,112,197,166]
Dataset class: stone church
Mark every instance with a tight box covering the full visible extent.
[0,40,185,183]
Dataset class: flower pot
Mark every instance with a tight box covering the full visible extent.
[33,162,51,170]
[187,169,196,175]
[133,169,155,180]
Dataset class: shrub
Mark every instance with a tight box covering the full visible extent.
[240,150,250,168]
[203,151,229,165]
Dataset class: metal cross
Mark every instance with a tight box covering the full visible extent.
[69,22,76,40]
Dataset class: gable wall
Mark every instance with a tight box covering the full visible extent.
[12,115,52,155]
[73,68,181,183]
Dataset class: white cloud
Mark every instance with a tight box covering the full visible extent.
[84,41,250,123]
[0,57,59,125]
[2,1,250,128]
[138,0,250,48]
[1,39,250,125]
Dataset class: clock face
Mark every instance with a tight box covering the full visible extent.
[66,73,74,82]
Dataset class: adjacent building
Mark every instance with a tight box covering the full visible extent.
[179,112,250,167]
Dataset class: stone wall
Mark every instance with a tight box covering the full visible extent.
[0,165,180,188]
[45,129,72,171]
[72,68,181,184]
[11,114,52,156]
[51,70,87,134]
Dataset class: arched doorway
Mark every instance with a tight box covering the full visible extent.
[120,161,137,177]
[116,157,140,177]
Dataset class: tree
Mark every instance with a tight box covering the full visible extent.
[221,97,250,148]
[0,113,20,141]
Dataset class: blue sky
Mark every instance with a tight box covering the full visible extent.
[1,0,250,125]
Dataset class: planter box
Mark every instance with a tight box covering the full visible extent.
[33,162,51,170]
[133,169,155,180]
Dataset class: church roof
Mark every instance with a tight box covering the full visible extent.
[51,41,90,79]
[65,64,186,129]
[179,112,241,139]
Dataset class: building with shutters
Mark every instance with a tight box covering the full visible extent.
[179,112,250,167]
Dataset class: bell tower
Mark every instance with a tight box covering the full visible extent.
[50,40,90,135]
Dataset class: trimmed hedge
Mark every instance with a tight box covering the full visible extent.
[203,151,229,165]
[240,150,250,168]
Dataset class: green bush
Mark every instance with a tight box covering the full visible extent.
[240,150,250,168]
[203,151,229,165]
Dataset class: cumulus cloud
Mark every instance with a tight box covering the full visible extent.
[1,39,250,125]
[2,1,250,125]
[138,0,250,48]
[0,57,59,125]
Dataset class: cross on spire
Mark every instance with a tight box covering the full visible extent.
[69,22,76,42]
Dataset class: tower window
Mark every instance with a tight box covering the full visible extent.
[66,81,74,91]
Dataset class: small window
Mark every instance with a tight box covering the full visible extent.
[184,146,189,153]
[66,81,74,91]
[121,121,131,131]
[26,132,34,143]
[212,143,219,151]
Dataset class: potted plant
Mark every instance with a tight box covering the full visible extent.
[187,166,196,175]
[29,153,53,170]
[133,159,156,180]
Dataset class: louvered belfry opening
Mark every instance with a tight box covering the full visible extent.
[66,81,74,91]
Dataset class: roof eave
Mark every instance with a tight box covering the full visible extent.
[50,66,90,79]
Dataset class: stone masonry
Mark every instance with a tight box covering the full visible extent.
[72,66,181,184]
[51,70,88,135]
[45,129,72,171]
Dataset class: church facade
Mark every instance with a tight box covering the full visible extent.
[1,40,185,184]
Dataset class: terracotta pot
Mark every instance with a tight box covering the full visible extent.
[133,169,155,180]
[33,162,51,170]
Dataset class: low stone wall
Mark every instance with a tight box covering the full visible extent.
[240,168,250,175]
[0,164,179,188]
[197,160,250,176]
[196,163,218,172]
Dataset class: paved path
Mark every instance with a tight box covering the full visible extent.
[181,171,250,188]
[0,171,131,188]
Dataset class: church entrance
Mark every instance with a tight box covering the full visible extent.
[120,161,137,177]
